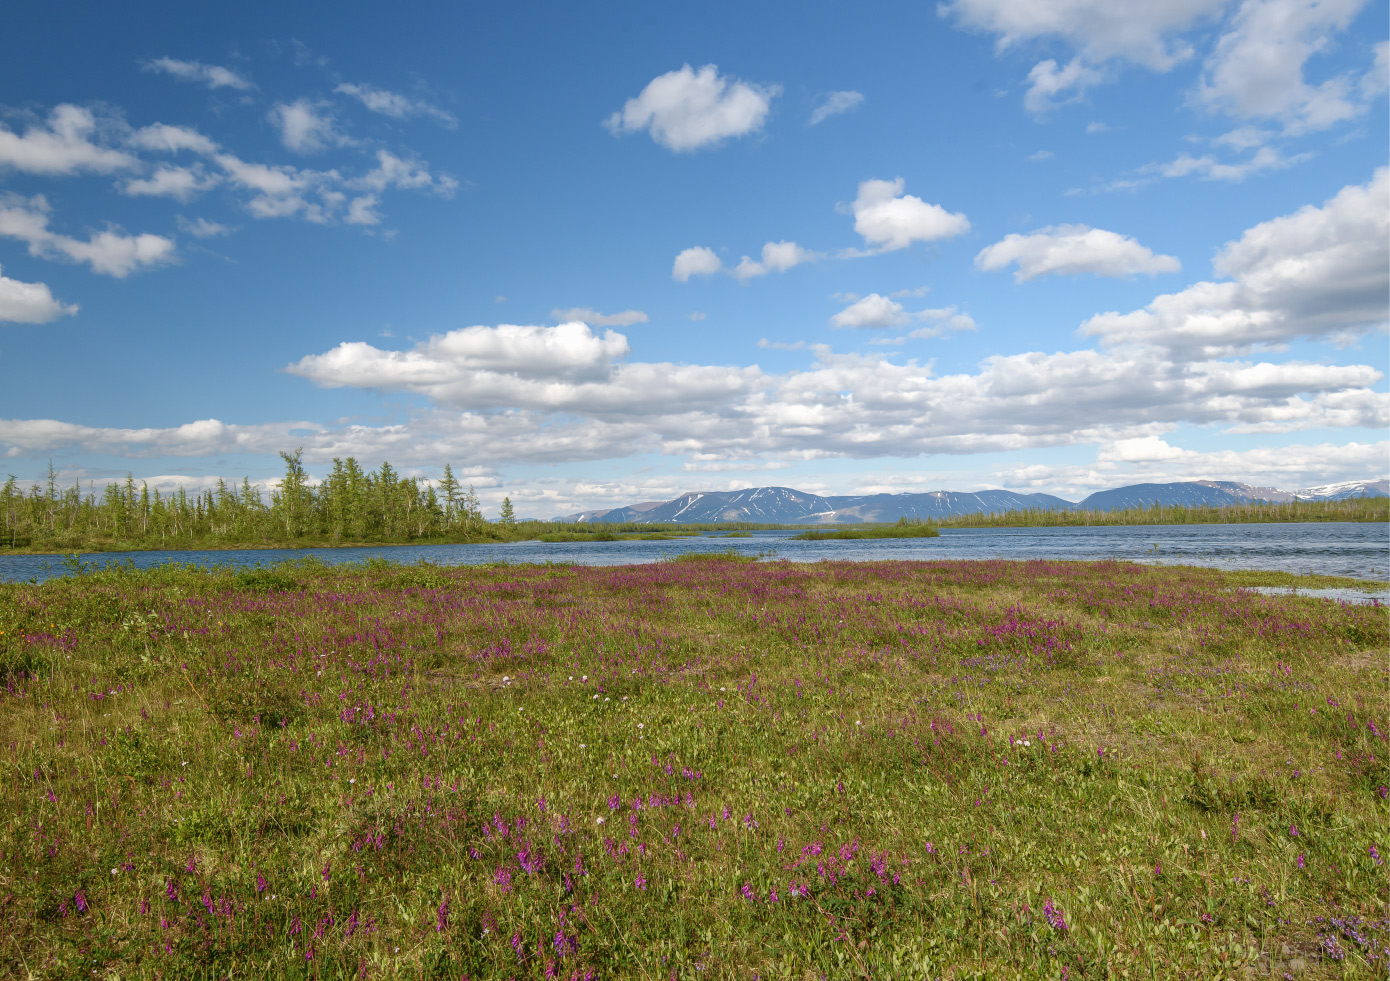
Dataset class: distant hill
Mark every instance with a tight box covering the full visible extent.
[553,478,1387,524]
[1076,480,1294,511]
[1295,479,1390,500]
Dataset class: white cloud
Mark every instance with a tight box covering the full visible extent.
[176,216,230,238]
[941,0,1231,115]
[268,100,348,154]
[1026,149,1055,161]
[10,323,1384,471]
[290,322,633,390]
[733,241,818,281]
[940,0,1225,70]
[1197,0,1370,133]
[1364,40,1390,97]
[0,263,78,324]
[334,82,456,126]
[831,293,911,329]
[1213,125,1274,149]
[850,178,970,252]
[210,148,458,225]
[143,57,255,91]
[0,194,176,277]
[0,105,138,176]
[604,64,780,152]
[997,437,1388,496]
[552,307,649,327]
[832,296,978,333]
[976,225,1181,280]
[809,91,865,125]
[1083,168,1388,356]
[127,123,218,155]
[212,153,325,221]
[1024,58,1106,114]
[1150,146,1311,182]
[2,98,454,230]
[121,163,220,202]
[672,246,722,281]
[349,149,457,196]
[345,195,382,226]
[911,307,978,336]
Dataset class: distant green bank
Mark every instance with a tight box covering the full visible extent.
[793,519,941,540]
[2,451,1384,555]
[927,495,1387,528]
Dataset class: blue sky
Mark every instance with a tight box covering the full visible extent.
[1,0,1386,516]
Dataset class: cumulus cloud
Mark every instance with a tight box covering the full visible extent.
[552,308,649,327]
[850,178,969,252]
[998,436,1389,496]
[142,57,255,91]
[1024,58,1106,114]
[268,100,348,154]
[344,195,382,226]
[121,163,220,202]
[334,82,456,126]
[0,263,78,323]
[2,97,456,232]
[1146,146,1311,182]
[672,246,723,281]
[733,241,818,281]
[0,194,176,277]
[976,225,1181,280]
[0,104,138,176]
[1082,168,1388,356]
[349,149,457,196]
[831,294,911,329]
[604,64,780,152]
[127,123,218,155]
[831,295,979,332]
[809,90,865,125]
[9,325,1384,473]
[911,307,978,336]
[289,322,633,391]
[941,0,1226,113]
[203,148,452,224]
[1197,0,1372,133]
[940,0,1224,70]
[272,312,1385,462]
[176,216,230,238]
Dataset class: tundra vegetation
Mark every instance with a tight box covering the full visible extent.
[1,556,1386,979]
[2,452,1385,553]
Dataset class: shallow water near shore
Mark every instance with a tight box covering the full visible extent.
[1,520,1386,584]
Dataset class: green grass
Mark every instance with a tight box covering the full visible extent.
[792,522,942,540]
[1,557,1386,979]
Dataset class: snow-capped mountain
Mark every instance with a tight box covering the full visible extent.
[553,478,1387,524]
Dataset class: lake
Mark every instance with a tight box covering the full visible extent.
[1,521,1386,588]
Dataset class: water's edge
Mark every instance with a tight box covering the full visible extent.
[2,522,1387,586]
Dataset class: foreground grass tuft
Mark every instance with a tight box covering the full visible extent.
[1,558,1386,979]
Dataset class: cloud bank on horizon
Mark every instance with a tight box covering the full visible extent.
[0,0,1385,516]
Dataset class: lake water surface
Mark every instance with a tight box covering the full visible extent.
[1,521,1386,588]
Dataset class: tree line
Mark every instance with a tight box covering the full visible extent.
[928,496,1388,528]
[1,451,520,552]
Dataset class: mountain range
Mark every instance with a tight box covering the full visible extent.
[553,479,1389,524]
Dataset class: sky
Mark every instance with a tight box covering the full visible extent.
[0,0,1386,518]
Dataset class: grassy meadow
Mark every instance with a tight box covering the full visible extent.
[0,556,1387,979]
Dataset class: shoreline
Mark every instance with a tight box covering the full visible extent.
[3,512,1387,557]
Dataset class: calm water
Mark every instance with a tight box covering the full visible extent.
[1,521,1386,587]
